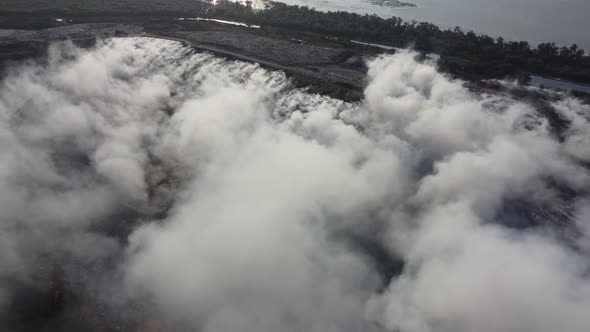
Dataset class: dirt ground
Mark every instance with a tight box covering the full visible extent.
[0,22,370,101]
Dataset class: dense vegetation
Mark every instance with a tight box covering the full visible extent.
[0,0,204,14]
[1,0,589,84]
[209,1,590,84]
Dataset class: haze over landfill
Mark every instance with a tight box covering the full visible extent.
[1,1,590,331]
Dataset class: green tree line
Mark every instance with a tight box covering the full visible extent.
[208,1,590,84]
[1,0,589,84]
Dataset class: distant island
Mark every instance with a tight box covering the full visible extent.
[368,0,417,8]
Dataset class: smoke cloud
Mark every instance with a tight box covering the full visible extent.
[1,37,590,332]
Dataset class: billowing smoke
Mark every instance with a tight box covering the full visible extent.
[1,37,590,332]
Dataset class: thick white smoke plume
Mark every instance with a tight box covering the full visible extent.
[1,37,590,332]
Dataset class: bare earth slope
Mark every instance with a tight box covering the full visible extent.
[0,23,368,100]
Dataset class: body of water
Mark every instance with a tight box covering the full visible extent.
[530,75,590,94]
[178,17,261,28]
[278,0,590,49]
